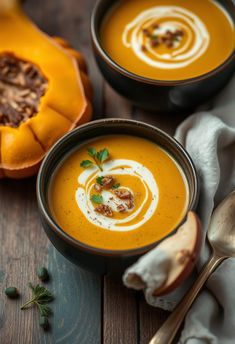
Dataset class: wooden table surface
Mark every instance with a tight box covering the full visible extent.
[0,1,187,343]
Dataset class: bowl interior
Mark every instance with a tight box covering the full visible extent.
[91,0,235,84]
[37,119,198,255]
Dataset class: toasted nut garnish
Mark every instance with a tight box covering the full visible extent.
[102,175,115,189]
[114,189,132,200]
[117,204,126,213]
[95,204,113,217]
[126,199,134,209]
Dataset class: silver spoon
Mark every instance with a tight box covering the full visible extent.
[149,190,235,344]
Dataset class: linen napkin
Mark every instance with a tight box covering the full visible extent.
[123,75,235,343]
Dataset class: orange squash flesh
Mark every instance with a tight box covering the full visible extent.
[0,1,92,178]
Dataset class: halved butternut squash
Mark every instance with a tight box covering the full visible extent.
[0,0,92,178]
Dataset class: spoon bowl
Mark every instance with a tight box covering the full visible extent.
[208,190,235,257]
[149,190,235,344]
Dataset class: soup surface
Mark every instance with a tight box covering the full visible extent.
[49,135,188,250]
[100,0,235,80]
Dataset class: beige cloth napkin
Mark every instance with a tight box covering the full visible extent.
[123,76,235,343]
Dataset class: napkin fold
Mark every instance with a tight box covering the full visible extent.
[123,76,235,343]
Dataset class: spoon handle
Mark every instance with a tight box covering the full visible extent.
[149,253,226,344]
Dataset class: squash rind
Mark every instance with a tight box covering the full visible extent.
[0,6,92,178]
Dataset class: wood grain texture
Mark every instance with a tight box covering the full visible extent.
[104,84,133,119]
[103,277,138,344]
[0,178,49,344]
[139,295,170,344]
[0,163,101,344]
[47,248,101,344]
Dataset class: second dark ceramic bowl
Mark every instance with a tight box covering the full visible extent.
[37,119,198,275]
[91,0,235,113]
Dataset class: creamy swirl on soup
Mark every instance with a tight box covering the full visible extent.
[76,159,158,232]
[49,135,188,251]
[122,6,210,70]
[101,0,235,80]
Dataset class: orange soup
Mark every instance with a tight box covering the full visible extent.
[100,0,235,80]
[49,135,188,250]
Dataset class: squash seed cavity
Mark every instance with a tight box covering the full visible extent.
[0,53,48,128]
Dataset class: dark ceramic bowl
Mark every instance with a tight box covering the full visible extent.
[37,119,199,275]
[91,0,235,112]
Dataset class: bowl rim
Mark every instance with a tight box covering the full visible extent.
[91,0,235,86]
[37,118,199,258]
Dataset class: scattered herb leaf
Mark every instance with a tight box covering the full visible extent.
[37,303,53,318]
[39,315,50,331]
[5,287,19,299]
[37,267,49,282]
[80,160,93,168]
[91,194,103,204]
[112,183,120,190]
[21,283,53,318]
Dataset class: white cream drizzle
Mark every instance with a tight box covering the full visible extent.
[75,159,159,232]
[122,5,211,69]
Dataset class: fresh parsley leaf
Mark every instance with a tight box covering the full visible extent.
[21,283,53,317]
[20,283,54,331]
[80,160,93,168]
[87,147,96,158]
[96,176,104,185]
[97,149,109,163]
[112,183,120,189]
[38,304,53,317]
[80,147,109,171]
[28,283,53,303]
[91,194,103,204]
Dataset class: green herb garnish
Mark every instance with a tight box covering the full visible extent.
[21,283,53,329]
[112,183,120,189]
[96,176,104,185]
[39,315,50,331]
[81,147,110,171]
[91,194,103,204]
[80,160,93,168]
[97,149,109,163]
[87,147,97,158]
[37,267,49,282]
[5,287,19,299]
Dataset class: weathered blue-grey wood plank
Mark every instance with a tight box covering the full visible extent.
[47,248,101,344]
[0,178,49,344]
[0,178,101,344]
